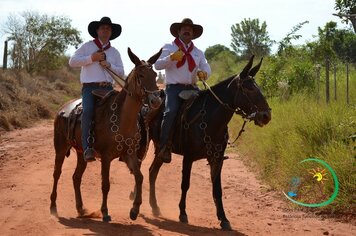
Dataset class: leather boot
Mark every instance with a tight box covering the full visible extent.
[157,145,172,163]
[84,148,96,162]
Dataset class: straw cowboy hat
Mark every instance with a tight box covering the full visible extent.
[170,18,203,39]
[88,17,122,40]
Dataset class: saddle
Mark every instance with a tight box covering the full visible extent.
[59,89,118,148]
[173,90,200,152]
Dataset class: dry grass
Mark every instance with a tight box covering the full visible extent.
[0,68,80,131]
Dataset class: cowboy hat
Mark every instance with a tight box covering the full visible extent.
[170,18,203,39]
[88,17,122,40]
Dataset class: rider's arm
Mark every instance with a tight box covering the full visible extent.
[154,44,176,70]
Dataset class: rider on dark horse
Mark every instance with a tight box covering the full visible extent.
[69,17,125,162]
[154,18,211,163]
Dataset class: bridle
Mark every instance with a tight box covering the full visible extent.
[202,74,266,120]
[125,64,161,103]
[201,74,271,144]
[104,63,160,102]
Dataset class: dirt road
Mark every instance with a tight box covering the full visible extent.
[0,120,354,235]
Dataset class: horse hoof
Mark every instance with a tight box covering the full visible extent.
[130,208,139,220]
[50,206,58,217]
[77,208,88,217]
[152,207,161,217]
[102,215,112,222]
[220,221,232,231]
[129,191,135,201]
[179,214,188,223]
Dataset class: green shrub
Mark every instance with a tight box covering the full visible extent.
[229,93,355,212]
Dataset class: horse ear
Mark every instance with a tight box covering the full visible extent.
[240,55,254,79]
[147,48,162,65]
[249,57,263,77]
[128,47,141,66]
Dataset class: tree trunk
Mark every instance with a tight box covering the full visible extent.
[351,18,356,33]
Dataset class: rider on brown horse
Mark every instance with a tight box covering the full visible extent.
[69,17,125,162]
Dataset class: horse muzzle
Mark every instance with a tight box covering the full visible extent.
[254,110,271,127]
[147,93,162,110]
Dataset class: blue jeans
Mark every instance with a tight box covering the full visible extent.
[159,84,197,149]
[81,84,113,151]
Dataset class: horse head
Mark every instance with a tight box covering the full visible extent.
[126,48,163,109]
[231,56,271,127]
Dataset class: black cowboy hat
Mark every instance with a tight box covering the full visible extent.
[170,18,203,39]
[88,17,122,40]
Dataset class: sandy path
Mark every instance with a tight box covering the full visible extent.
[0,120,354,236]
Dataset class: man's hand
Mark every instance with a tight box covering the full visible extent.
[91,51,106,62]
[170,49,184,61]
[197,70,208,81]
[99,60,111,68]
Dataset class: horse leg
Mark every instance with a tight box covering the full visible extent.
[178,157,193,223]
[50,148,68,216]
[149,156,163,216]
[72,152,87,216]
[210,160,232,231]
[129,185,136,201]
[129,161,142,201]
[126,156,143,220]
[100,158,112,222]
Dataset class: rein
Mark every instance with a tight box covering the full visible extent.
[104,67,131,95]
[200,76,253,119]
[104,65,160,98]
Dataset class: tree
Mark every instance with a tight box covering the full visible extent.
[277,21,309,55]
[334,0,356,32]
[3,11,82,73]
[230,18,273,59]
[205,44,237,61]
[308,21,356,63]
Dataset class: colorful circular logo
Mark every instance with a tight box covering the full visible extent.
[282,158,339,207]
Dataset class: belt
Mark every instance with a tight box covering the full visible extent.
[83,82,112,87]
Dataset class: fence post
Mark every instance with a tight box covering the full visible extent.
[334,62,337,101]
[2,41,8,70]
[325,58,330,103]
[316,64,321,101]
[346,61,349,104]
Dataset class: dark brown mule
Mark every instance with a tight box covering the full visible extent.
[50,48,162,222]
[137,56,271,230]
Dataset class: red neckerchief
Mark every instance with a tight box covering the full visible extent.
[174,38,196,72]
[93,38,111,51]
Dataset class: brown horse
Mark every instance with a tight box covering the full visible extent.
[50,48,162,222]
[136,56,271,230]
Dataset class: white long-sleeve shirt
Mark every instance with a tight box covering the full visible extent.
[154,39,211,85]
[69,40,125,84]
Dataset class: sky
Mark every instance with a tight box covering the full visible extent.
[0,0,347,71]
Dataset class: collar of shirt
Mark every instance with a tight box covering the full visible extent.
[177,38,192,50]
[98,39,110,49]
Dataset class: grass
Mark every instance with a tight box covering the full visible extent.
[228,93,355,214]
[205,55,356,214]
[0,67,81,131]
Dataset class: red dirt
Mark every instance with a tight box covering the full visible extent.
[0,120,354,235]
